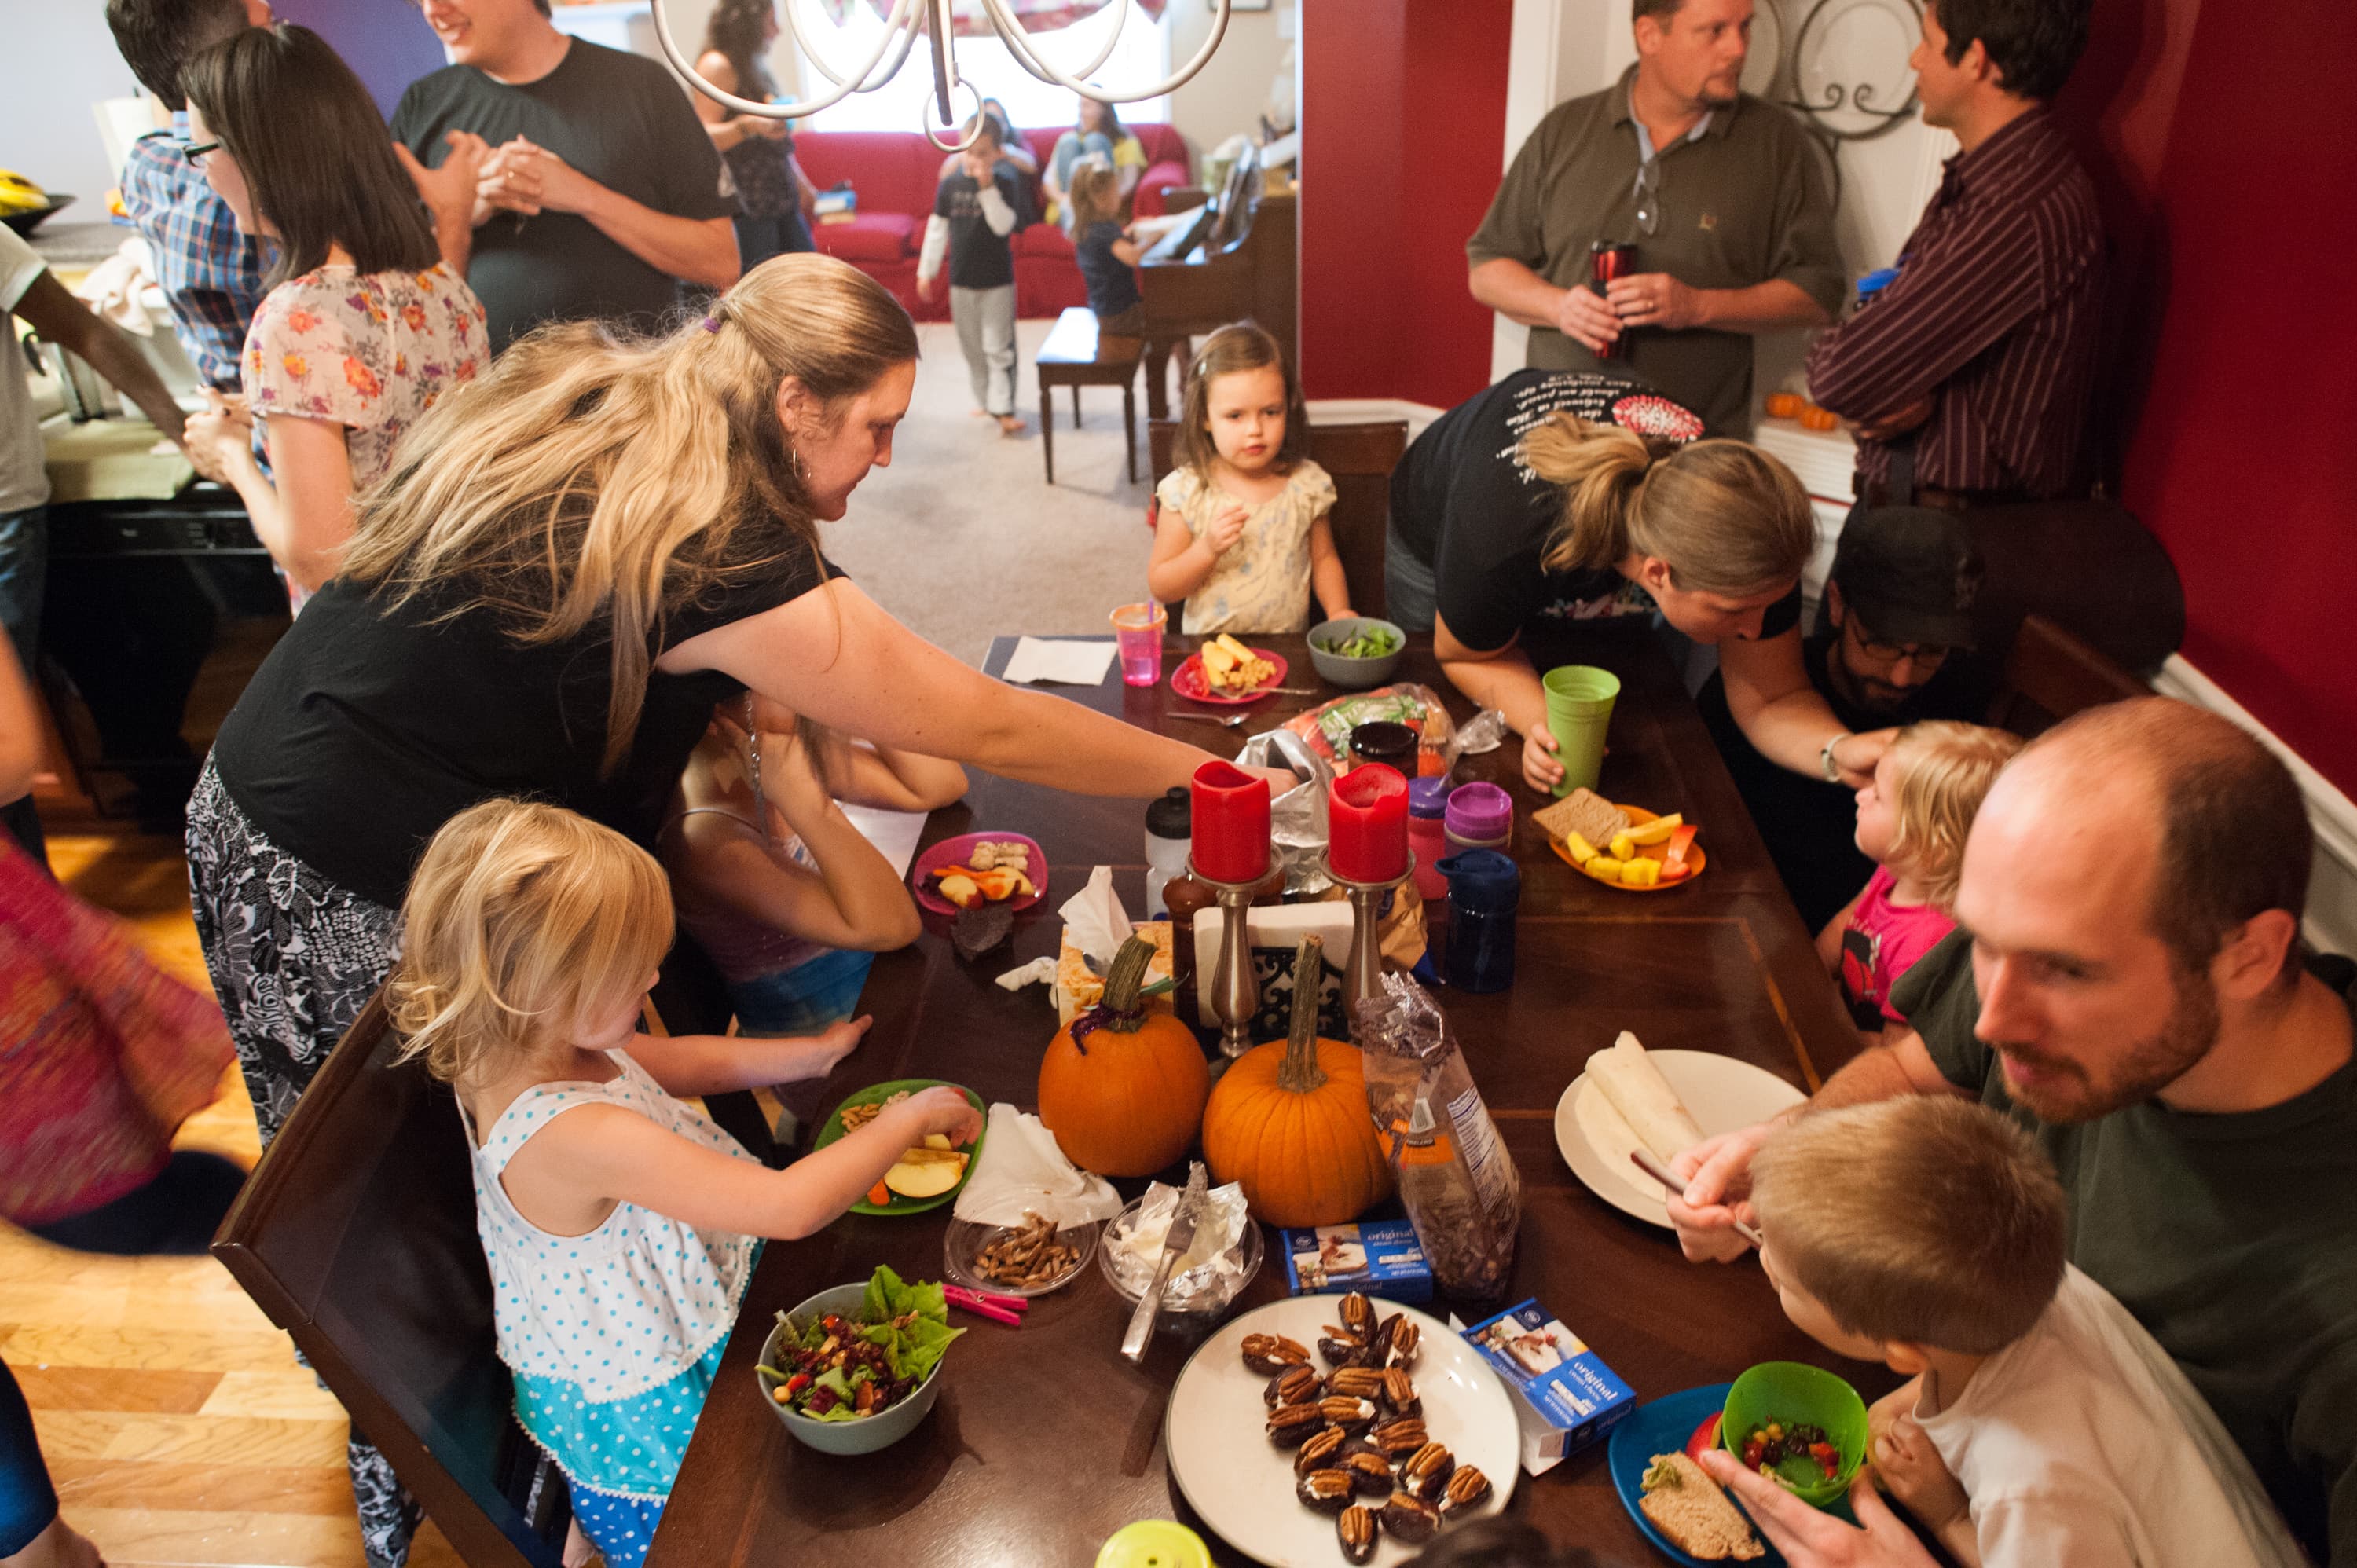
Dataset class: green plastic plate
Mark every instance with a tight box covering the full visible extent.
[812,1079,987,1216]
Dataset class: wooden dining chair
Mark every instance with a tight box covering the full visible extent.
[1984,612,2154,738]
[1146,417,1409,618]
[212,993,571,1568]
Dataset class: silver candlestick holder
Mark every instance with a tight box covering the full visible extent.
[1317,849,1414,1035]
[1186,855,1267,1060]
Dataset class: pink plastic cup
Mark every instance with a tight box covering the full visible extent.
[1111,603,1168,687]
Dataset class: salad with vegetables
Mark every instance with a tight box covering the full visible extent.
[1316,623,1402,660]
[759,1266,964,1422]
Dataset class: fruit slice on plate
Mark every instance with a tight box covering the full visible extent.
[883,1152,968,1200]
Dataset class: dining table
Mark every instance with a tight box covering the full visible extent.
[647,625,1894,1568]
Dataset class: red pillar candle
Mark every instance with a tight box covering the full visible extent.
[1190,760,1272,884]
[1328,763,1409,884]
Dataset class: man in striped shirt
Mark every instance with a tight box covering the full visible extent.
[1805,0,2101,507]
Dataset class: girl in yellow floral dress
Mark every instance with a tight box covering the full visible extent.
[178,25,487,609]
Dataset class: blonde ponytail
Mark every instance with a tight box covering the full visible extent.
[341,254,921,771]
[1518,414,1816,595]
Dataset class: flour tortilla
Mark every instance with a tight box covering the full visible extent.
[1574,1077,1666,1201]
[1586,1032,1706,1180]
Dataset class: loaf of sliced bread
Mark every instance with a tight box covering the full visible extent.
[1638,1453,1765,1561]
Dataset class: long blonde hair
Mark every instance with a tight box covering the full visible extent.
[1517,416,1815,594]
[1882,720,2025,909]
[389,798,674,1090]
[340,254,920,772]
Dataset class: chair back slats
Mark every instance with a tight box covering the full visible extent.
[213,993,566,1568]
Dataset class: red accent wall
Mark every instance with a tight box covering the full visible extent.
[2066,0,2357,789]
[1298,0,1513,407]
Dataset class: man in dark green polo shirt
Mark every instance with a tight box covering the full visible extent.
[1665,699,2357,1567]
[1467,0,1843,435]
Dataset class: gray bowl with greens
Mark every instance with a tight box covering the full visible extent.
[1308,616,1406,690]
[755,1267,961,1455]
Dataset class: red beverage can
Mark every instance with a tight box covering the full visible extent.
[1590,241,1638,361]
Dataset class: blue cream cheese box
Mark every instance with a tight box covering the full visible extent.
[1277,1221,1434,1304]
[1461,1299,1637,1473]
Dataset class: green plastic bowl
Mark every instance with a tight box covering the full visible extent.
[1721,1361,1869,1508]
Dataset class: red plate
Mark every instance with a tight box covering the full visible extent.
[910,831,1048,917]
[1170,648,1289,705]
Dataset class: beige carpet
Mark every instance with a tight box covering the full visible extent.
[819,318,1172,665]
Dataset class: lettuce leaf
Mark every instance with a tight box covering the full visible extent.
[801,1367,864,1422]
[856,1264,964,1384]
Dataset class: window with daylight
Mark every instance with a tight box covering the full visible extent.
[789,2,1171,134]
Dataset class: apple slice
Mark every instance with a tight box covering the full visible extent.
[884,1158,964,1200]
[922,1134,953,1150]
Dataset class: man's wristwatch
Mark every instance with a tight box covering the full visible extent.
[1820,733,1850,783]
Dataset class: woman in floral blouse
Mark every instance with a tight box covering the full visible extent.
[181,24,487,604]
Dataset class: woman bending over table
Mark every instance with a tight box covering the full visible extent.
[662,696,966,1035]
[178,24,489,605]
[1386,369,1890,794]
[189,251,1264,1150]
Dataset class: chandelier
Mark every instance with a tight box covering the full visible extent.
[647,0,1233,151]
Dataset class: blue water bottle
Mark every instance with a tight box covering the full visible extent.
[1437,848,1519,993]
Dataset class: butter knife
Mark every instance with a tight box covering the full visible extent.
[1121,1162,1208,1363]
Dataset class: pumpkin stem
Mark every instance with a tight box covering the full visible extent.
[1278,935,1331,1094]
[1089,932,1160,1035]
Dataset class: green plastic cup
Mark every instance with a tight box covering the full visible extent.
[1541,665,1621,797]
[1720,1361,1871,1510]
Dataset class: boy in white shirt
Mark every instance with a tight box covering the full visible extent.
[1744,1096,2308,1568]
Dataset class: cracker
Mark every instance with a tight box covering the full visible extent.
[1533,788,1628,848]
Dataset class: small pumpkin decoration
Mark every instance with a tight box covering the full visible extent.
[1036,933,1210,1177]
[1201,935,1393,1227]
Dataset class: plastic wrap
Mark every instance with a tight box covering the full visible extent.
[1354,973,1521,1304]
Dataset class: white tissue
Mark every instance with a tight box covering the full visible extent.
[995,958,1058,992]
[1058,865,1135,968]
[951,1103,1124,1229]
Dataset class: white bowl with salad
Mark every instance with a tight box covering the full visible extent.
[755,1266,962,1455]
[1307,615,1406,690]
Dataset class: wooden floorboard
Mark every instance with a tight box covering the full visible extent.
[8,795,465,1568]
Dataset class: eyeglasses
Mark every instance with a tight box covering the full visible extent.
[1847,614,1952,668]
[182,141,220,170]
[1633,157,1662,236]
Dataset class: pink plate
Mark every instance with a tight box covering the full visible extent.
[1170,648,1289,705]
[910,832,1048,917]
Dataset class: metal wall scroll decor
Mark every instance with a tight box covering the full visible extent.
[1739,0,1924,201]
[646,0,1232,151]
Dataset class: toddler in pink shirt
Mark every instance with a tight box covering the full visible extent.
[1818,721,2022,1042]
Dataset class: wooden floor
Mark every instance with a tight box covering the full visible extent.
[9,797,464,1568]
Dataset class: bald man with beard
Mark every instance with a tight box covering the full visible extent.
[1666,698,2357,1568]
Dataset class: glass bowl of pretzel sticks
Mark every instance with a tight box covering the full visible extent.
[943,1209,1102,1298]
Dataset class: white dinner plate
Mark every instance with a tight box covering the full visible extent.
[1165,1297,1519,1566]
[1554,1050,1808,1229]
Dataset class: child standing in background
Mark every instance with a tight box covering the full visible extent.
[661,696,966,1036]
[1817,720,2022,1041]
[1069,162,1147,338]
[1147,324,1351,635]
[919,115,1026,436]
[394,798,980,1568]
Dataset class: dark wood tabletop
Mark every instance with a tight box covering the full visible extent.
[647,628,1889,1568]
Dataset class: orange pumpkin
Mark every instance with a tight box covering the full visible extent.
[1201,935,1393,1227]
[1036,934,1210,1177]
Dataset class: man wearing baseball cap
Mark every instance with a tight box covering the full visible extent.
[1697,506,1994,928]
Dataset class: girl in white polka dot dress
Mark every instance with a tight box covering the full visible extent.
[390,800,983,1568]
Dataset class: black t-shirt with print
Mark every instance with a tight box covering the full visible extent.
[1388,369,1798,659]
[211,531,841,910]
[393,38,734,351]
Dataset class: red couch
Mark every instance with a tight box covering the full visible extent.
[795,123,1190,322]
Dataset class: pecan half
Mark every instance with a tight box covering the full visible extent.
[1368,1416,1428,1457]
[1379,1490,1439,1544]
[1318,1395,1378,1434]
[1400,1440,1456,1500]
[1336,1505,1380,1564]
[1337,1291,1376,1339]
[1292,1424,1350,1477]
[1439,1464,1494,1517]
[1295,1469,1354,1514]
[1266,1401,1327,1447]
[1378,1367,1421,1418]
[1265,1365,1323,1409]
[1340,1449,1395,1497]
[1241,1332,1311,1376]
[1325,1366,1386,1401]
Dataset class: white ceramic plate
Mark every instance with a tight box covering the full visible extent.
[1554,1050,1809,1229]
[1165,1297,1518,1566]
